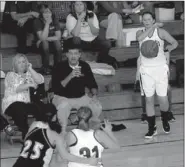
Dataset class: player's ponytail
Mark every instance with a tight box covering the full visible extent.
[48,120,61,134]
[77,107,92,131]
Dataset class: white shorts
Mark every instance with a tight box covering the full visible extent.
[140,64,169,97]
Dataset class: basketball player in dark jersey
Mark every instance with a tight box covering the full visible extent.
[12,105,99,167]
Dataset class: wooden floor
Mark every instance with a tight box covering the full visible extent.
[1,114,184,167]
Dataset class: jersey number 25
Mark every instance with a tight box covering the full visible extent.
[20,140,44,159]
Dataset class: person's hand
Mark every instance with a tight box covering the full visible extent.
[29,83,37,89]
[154,22,164,28]
[69,67,82,79]
[27,63,33,71]
[17,18,28,27]
[91,88,98,97]
[101,119,112,133]
[88,155,100,166]
[77,12,86,21]
[45,17,52,25]
[165,45,173,52]
[87,17,94,25]
[31,11,39,18]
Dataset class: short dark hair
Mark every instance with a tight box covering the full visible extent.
[63,41,82,53]
[38,3,49,11]
[142,11,155,19]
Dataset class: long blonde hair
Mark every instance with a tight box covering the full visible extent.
[77,106,92,131]
[12,53,29,73]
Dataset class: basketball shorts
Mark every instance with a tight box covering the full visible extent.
[140,64,169,97]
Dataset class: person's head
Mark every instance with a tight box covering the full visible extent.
[66,45,82,66]
[142,12,155,29]
[77,106,92,131]
[72,1,87,14]
[33,103,62,134]
[38,3,52,20]
[12,54,29,74]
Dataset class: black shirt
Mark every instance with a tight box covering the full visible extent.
[52,60,98,98]
[33,17,60,40]
[9,1,38,13]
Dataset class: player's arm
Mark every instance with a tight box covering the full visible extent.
[66,131,77,147]
[136,23,163,42]
[136,27,154,42]
[159,28,178,52]
[53,132,98,165]
[95,129,120,149]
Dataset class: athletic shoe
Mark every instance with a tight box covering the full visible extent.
[145,125,157,139]
[161,111,170,134]
[4,125,15,136]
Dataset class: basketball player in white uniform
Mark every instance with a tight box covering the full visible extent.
[136,12,178,139]
[66,106,120,167]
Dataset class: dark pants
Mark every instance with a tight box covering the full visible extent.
[0,114,9,131]
[5,102,39,138]
[4,19,35,53]
[65,37,111,61]
[39,40,62,68]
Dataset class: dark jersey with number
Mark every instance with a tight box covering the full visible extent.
[13,123,55,167]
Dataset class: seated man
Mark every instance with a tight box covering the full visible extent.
[2,1,39,53]
[51,44,102,134]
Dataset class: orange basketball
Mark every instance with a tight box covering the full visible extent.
[140,40,159,58]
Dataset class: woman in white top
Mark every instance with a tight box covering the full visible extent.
[2,53,44,139]
[136,12,178,139]
[65,1,117,67]
[65,106,120,167]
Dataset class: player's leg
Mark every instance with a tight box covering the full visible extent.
[157,65,170,134]
[167,85,176,122]
[140,77,147,123]
[140,68,157,139]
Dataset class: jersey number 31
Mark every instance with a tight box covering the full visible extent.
[79,146,99,158]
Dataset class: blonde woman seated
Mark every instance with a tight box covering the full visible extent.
[2,54,44,139]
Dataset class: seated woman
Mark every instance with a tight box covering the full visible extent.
[65,1,117,67]
[2,54,44,139]
[33,4,62,75]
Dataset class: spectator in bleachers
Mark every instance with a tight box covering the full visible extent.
[33,4,62,75]
[2,1,39,53]
[96,1,138,47]
[65,1,117,68]
[51,44,102,134]
[2,54,44,139]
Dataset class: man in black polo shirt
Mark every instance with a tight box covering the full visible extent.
[2,1,39,53]
[33,4,61,75]
[52,44,102,133]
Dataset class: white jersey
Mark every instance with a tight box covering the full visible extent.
[68,129,104,167]
[140,28,167,67]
